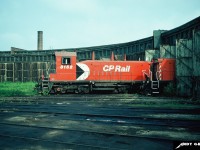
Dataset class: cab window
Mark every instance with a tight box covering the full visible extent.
[62,57,71,65]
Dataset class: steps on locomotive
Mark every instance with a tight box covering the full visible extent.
[42,78,49,90]
[151,80,160,94]
[151,81,159,89]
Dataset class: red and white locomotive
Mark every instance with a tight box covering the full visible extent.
[39,51,175,94]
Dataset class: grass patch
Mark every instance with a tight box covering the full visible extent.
[0,82,37,97]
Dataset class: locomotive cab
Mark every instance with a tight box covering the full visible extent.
[50,52,77,81]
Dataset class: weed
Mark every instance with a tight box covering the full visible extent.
[0,82,37,97]
[163,83,176,97]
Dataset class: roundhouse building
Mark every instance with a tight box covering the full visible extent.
[0,16,200,97]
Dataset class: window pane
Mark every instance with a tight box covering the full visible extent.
[62,57,71,64]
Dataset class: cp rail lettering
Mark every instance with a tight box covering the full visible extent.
[103,65,130,72]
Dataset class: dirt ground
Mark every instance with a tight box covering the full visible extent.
[0,94,199,150]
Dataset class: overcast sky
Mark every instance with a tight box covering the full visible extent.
[0,0,199,51]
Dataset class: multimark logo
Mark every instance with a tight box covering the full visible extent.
[174,141,200,150]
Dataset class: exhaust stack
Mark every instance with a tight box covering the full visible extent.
[37,31,43,50]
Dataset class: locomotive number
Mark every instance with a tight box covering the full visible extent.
[60,65,73,69]
[103,65,130,72]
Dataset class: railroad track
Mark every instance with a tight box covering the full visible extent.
[0,132,113,150]
[0,104,199,136]
[0,98,199,130]
[0,94,195,103]
[0,109,199,129]
[0,121,174,150]
[1,95,199,110]
[1,101,200,111]
[1,103,200,117]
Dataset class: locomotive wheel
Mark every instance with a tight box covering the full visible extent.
[117,87,127,93]
[61,89,66,94]
[49,89,55,94]
[74,89,79,94]
[81,87,90,94]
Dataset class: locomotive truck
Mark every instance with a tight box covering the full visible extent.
[37,51,175,94]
